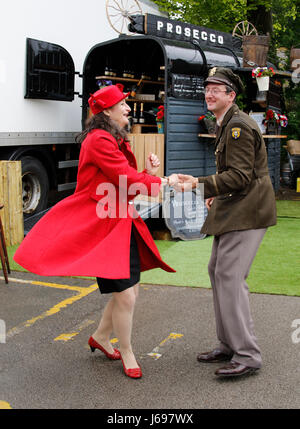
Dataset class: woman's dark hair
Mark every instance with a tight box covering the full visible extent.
[75,112,128,144]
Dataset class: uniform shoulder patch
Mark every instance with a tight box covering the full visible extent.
[231,127,241,139]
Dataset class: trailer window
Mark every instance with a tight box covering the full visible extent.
[25,38,75,101]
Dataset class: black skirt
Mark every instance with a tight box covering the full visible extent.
[96,226,141,294]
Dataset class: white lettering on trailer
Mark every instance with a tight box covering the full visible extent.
[193,29,199,40]
[201,31,207,41]
[155,20,224,45]
[157,21,164,31]
[167,23,173,33]
[176,25,182,35]
[184,27,191,37]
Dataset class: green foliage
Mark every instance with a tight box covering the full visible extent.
[284,81,300,140]
[272,0,299,48]
[152,0,247,32]
[152,0,299,49]
[236,93,247,111]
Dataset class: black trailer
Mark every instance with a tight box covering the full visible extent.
[81,16,284,192]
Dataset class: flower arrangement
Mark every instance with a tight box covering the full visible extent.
[156,105,164,122]
[96,79,112,89]
[198,111,216,134]
[251,67,275,78]
[263,109,288,127]
[198,111,216,122]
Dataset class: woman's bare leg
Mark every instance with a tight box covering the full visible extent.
[91,296,115,354]
[112,284,139,369]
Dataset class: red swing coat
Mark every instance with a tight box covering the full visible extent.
[14,129,175,278]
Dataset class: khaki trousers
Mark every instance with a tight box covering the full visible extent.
[208,228,267,368]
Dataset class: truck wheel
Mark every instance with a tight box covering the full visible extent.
[21,156,49,217]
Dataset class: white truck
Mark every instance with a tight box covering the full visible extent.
[0,0,163,216]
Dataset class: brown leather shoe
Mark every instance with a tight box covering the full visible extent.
[215,361,259,377]
[197,349,233,363]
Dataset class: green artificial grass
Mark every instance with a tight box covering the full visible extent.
[140,217,300,296]
[276,200,300,218]
[7,201,300,296]
[141,237,213,289]
[7,244,21,271]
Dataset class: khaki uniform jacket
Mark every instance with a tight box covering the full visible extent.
[199,104,277,236]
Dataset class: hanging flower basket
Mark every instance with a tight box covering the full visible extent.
[198,112,216,134]
[263,109,288,135]
[204,119,216,134]
[252,67,275,92]
[256,76,270,91]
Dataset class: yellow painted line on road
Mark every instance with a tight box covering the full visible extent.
[2,276,89,293]
[147,332,184,360]
[54,319,95,342]
[0,401,12,409]
[159,332,183,346]
[6,279,98,339]
[54,332,79,341]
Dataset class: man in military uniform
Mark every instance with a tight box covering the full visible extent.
[169,67,277,378]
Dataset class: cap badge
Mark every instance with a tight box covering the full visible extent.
[209,67,217,76]
[231,127,241,139]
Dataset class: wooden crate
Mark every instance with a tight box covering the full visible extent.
[0,161,24,246]
[287,140,300,155]
[128,133,164,203]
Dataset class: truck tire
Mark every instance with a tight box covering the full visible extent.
[21,156,49,217]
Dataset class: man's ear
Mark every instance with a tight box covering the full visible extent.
[230,91,237,102]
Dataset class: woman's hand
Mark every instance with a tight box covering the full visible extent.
[146,153,160,175]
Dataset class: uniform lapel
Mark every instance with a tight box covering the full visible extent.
[214,104,238,148]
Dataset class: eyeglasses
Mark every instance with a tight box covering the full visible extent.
[204,88,228,95]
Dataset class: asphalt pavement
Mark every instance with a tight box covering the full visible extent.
[0,271,299,410]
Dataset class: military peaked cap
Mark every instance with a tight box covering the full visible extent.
[204,67,245,94]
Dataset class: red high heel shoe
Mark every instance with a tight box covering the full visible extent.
[120,355,142,379]
[88,336,121,360]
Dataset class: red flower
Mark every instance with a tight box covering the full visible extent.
[156,105,164,121]
[198,115,205,121]
[157,111,164,120]
[266,109,274,120]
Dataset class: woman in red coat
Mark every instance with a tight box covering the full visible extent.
[14,84,175,379]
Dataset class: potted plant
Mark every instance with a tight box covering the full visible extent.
[252,67,275,91]
[263,108,288,134]
[156,105,164,134]
[198,111,216,134]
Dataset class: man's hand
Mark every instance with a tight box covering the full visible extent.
[176,174,198,192]
[166,173,198,191]
[205,197,214,210]
[146,153,160,175]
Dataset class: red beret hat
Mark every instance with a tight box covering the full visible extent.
[88,84,130,115]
